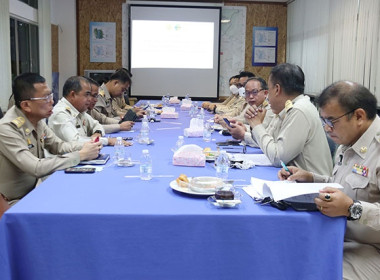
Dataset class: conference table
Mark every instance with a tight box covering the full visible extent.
[0,102,346,280]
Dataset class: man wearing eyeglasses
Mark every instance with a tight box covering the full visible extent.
[245,63,332,175]
[49,76,131,146]
[221,77,274,147]
[84,77,134,133]
[279,81,380,279]
[0,73,101,205]
[94,68,144,121]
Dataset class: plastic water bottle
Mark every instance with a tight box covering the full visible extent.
[198,107,205,120]
[215,150,230,179]
[114,136,124,164]
[172,135,184,152]
[140,149,152,180]
[185,93,190,100]
[140,115,150,144]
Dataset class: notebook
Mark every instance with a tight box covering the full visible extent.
[79,154,110,165]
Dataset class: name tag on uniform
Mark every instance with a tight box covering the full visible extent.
[352,163,368,177]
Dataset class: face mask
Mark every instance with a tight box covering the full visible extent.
[229,85,239,95]
[238,87,245,97]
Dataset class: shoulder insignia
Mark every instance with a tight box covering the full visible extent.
[99,88,105,97]
[65,106,71,114]
[11,117,25,128]
[360,146,367,154]
[285,100,293,112]
[262,99,269,108]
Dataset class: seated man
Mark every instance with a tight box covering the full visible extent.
[279,81,380,279]
[95,68,144,120]
[84,77,134,134]
[245,63,332,175]
[212,71,255,116]
[202,75,239,110]
[221,77,275,147]
[49,76,131,146]
[0,73,100,205]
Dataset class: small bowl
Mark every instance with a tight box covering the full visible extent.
[189,176,224,193]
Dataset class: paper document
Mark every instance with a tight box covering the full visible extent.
[243,177,343,203]
[228,153,273,166]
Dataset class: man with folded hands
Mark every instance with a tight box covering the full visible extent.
[245,63,332,175]
[278,81,380,279]
[0,73,101,205]
[219,77,275,147]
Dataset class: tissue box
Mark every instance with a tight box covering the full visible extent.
[184,128,203,137]
[181,103,192,111]
[173,152,206,167]
[169,97,180,104]
[161,112,178,118]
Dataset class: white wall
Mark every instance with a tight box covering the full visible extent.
[50,0,76,96]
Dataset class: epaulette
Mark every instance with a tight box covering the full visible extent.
[99,88,105,97]
[11,116,25,128]
[285,100,293,112]
[262,99,269,108]
[65,106,71,114]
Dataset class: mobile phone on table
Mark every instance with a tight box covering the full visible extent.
[65,167,96,174]
[223,118,232,127]
[122,137,133,141]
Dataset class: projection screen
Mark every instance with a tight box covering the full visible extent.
[129,5,221,99]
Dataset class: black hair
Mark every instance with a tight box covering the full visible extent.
[62,76,89,97]
[318,81,377,120]
[107,68,133,85]
[238,71,255,79]
[270,63,305,95]
[83,76,100,87]
[13,73,46,108]
[245,77,268,90]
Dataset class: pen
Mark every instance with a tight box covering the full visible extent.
[280,160,292,175]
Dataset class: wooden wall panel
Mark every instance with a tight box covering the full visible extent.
[76,0,287,81]
[77,0,124,76]
[225,1,287,81]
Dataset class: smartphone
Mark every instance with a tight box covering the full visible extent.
[94,136,99,143]
[65,167,96,174]
[122,137,133,141]
[223,118,232,128]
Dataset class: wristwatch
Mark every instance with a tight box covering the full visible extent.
[94,130,103,136]
[347,200,363,220]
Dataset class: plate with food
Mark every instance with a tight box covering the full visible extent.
[170,174,219,196]
[203,148,220,162]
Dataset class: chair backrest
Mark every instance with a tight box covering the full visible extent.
[0,194,10,219]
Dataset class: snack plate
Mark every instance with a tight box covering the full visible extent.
[170,179,215,196]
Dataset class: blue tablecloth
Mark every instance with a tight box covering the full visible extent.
[0,103,345,280]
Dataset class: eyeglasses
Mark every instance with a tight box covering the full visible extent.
[320,109,356,128]
[29,93,54,103]
[90,93,99,99]
[245,89,264,96]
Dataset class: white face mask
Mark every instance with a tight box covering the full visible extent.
[238,87,245,97]
[229,85,239,95]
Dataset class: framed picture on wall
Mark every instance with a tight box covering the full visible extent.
[252,27,278,66]
[90,22,116,63]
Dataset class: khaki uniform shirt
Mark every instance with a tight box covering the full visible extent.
[95,84,120,119]
[49,98,107,146]
[112,96,133,116]
[0,106,81,201]
[314,116,380,250]
[215,94,240,114]
[88,109,120,134]
[251,95,333,175]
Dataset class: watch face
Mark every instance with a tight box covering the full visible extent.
[350,203,363,220]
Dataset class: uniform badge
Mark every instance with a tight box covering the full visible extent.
[11,117,25,128]
[285,100,293,112]
[360,146,367,153]
[352,163,368,177]
[40,133,46,143]
[27,138,34,149]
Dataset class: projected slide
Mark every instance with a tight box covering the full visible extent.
[132,20,214,69]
